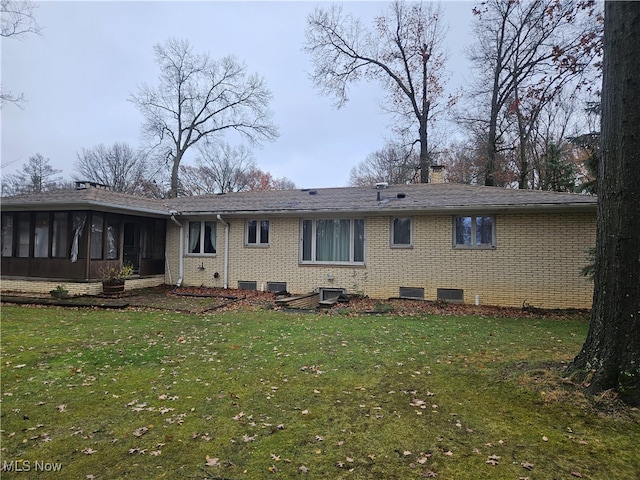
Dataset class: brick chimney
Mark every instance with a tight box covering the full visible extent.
[429,165,446,184]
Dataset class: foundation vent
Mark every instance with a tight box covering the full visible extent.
[399,287,425,299]
[267,282,287,293]
[238,281,257,291]
[437,288,464,303]
[319,288,345,301]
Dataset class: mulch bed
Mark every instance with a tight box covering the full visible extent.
[1,285,590,319]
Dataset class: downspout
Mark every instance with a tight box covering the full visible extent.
[169,212,183,287]
[217,214,230,289]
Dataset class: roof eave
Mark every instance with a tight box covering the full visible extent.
[176,202,596,217]
[2,200,170,217]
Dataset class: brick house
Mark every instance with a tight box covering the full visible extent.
[1,180,596,308]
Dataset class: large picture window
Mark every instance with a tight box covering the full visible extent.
[188,220,216,254]
[454,216,495,248]
[301,218,365,264]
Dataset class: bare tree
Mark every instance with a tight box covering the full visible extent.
[74,142,156,195]
[1,0,42,108]
[179,141,295,195]
[242,167,296,192]
[271,175,296,191]
[179,142,256,195]
[466,0,602,186]
[130,37,278,198]
[305,0,451,183]
[1,153,61,195]
[567,1,640,407]
[349,141,419,187]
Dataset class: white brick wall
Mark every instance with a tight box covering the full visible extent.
[165,211,595,309]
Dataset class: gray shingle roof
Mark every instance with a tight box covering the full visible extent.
[0,186,171,216]
[167,183,597,216]
[2,183,596,217]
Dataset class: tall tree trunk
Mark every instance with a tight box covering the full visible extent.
[170,151,183,198]
[419,118,429,184]
[567,1,640,406]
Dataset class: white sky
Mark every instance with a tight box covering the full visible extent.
[1,0,475,189]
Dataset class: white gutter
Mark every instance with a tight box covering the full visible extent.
[169,212,183,287]
[217,214,230,289]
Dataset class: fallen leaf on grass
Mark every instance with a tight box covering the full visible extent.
[205,455,220,467]
[133,426,149,437]
[521,462,535,470]
[82,447,97,455]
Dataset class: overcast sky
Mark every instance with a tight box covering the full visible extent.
[2,0,475,189]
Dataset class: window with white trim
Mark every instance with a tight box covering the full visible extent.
[188,220,216,254]
[391,217,412,247]
[453,216,495,248]
[246,219,269,245]
[301,218,365,264]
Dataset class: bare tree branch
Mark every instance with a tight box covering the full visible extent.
[304,1,451,183]
[130,38,278,197]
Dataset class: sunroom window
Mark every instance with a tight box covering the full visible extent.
[454,216,495,248]
[301,218,365,264]
[52,212,69,258]
[188,221,216,254]
[1,213,13,257]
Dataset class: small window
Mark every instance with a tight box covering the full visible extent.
[246,220,269,245]
[454,216,495,248]
[188,220,216,254]
[392,217,412,247]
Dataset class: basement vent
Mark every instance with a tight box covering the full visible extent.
[399,287,425,299]
[437,288,464,303]
[238,281,257,291]
[319,288,345,301]
[267,282,287,293]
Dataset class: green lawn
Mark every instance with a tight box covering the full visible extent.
[1,305,638,479]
